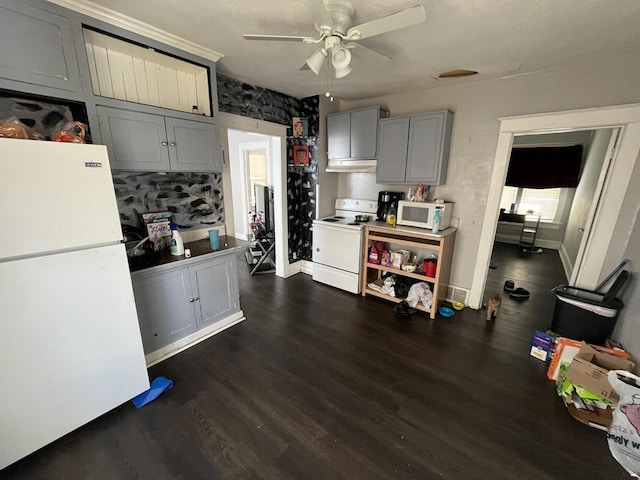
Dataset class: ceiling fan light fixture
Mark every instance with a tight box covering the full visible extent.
[331,45,352,69]
[306,48,327,75]
[334,65,352,79]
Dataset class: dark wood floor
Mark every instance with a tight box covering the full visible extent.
[4,244,629,479]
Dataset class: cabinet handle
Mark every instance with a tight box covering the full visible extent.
[170,142,176,147]
[189,296,199,302]
[161,141,168,146]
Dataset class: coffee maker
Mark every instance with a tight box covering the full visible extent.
[377,191,405,221]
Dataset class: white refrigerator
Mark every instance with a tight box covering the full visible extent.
[0,138,150,469]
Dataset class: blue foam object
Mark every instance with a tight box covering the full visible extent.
[131,376,174,408]
[438,306,455,318]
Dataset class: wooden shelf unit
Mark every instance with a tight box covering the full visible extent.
[361,225,457,319]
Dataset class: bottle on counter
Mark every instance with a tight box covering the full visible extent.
[432,208,442,234]
[170,222,185,256]
[386,203,396,227]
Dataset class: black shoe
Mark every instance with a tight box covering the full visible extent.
[509,287,530,299]
[504,280,515,292]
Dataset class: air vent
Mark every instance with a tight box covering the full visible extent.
[446,285,469,304]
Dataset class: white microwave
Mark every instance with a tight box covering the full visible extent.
[396,201,453,230]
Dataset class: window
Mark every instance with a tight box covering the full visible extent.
[500,187,562,221]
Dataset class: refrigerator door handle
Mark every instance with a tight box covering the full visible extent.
[161,141,168,146]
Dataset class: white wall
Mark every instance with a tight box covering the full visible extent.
[611,175,640,373]
[317,96,340,218]
[336,50,640,291]
[561,129,612,276]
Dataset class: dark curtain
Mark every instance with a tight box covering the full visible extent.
[506,145,583,188]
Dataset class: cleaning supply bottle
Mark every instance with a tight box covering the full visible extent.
[432,208,442,234]
[170,222,185,256]
[386,203,396,227]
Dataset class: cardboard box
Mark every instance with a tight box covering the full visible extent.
[547,336,632,381]
[566,343,635,403]
[565,401,612,431]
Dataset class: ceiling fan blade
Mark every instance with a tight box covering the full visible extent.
[243,34,314,42]
[352,43,392,61]
[346,5,426,41]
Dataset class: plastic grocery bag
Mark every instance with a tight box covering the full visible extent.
[607,370,640,477]
[406,282,433,309]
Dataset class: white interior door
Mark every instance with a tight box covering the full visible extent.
[571,129,620,287]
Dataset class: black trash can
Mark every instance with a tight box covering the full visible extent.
[550,286,623,345]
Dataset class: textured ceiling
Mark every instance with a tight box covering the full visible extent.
[82,0,640,100]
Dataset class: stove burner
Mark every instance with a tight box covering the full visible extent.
[346,222,359,226]
[323,218,340,222]
[334,216,345,219]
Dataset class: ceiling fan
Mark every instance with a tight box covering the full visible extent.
[243,0,426,79]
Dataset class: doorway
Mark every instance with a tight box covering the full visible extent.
[470,104,640,309]
[218,113,288,278]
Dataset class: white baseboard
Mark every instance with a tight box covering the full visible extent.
[145,311,245,367]
[494,234,560,250]
[558,243,574,281]
[284,259,313,277]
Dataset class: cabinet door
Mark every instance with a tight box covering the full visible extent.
[327,112,351,160]
[406,111,452,184]
[189,255,240,329]
[165,118,222,172]
[376,117,410,184]
[96,106,171,171]
[0,1,81,93]
[350,108,379,159]
[131,269,198,353]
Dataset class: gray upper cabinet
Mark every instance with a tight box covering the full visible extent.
[166,118,222,172]
[96,106,222,172]
[377,110,453,185]
[0,1,81,93]
[96,106,171,171]
[376,117,410,184]
[328,107,387,160]
[327,112,351,159]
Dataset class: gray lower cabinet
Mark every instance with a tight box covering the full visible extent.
[376,110,454,185]
[131,268,198,354]
[0,0,81,93]
[96,106,222,172]
[188,254,239,329]
[131,253,240,355]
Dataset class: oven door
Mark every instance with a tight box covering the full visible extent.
[312,223,362,274]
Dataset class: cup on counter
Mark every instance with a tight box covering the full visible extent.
[208,229,220,251]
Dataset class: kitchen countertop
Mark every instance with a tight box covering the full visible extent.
[130,236,248,274]
[366,221,457,238]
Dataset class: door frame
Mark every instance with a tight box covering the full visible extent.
[236,139,270,240]
[469,103,640,309]
[218,112,289,278]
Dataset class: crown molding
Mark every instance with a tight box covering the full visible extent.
[46,0,224,62]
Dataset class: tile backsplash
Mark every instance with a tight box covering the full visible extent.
[113,171,224,230]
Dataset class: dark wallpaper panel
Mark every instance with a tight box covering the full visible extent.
[217,73,319,263]
[113,172,224,231]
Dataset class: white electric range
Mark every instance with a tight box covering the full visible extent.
[312,198,378,294]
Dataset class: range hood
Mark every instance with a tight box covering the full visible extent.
[325,159,377,173]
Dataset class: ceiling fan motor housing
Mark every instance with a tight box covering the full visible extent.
[324,0,356,36]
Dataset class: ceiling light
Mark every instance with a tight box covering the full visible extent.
[306,48,327,75]
[331,46,352,78]
[334,65,351,79]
